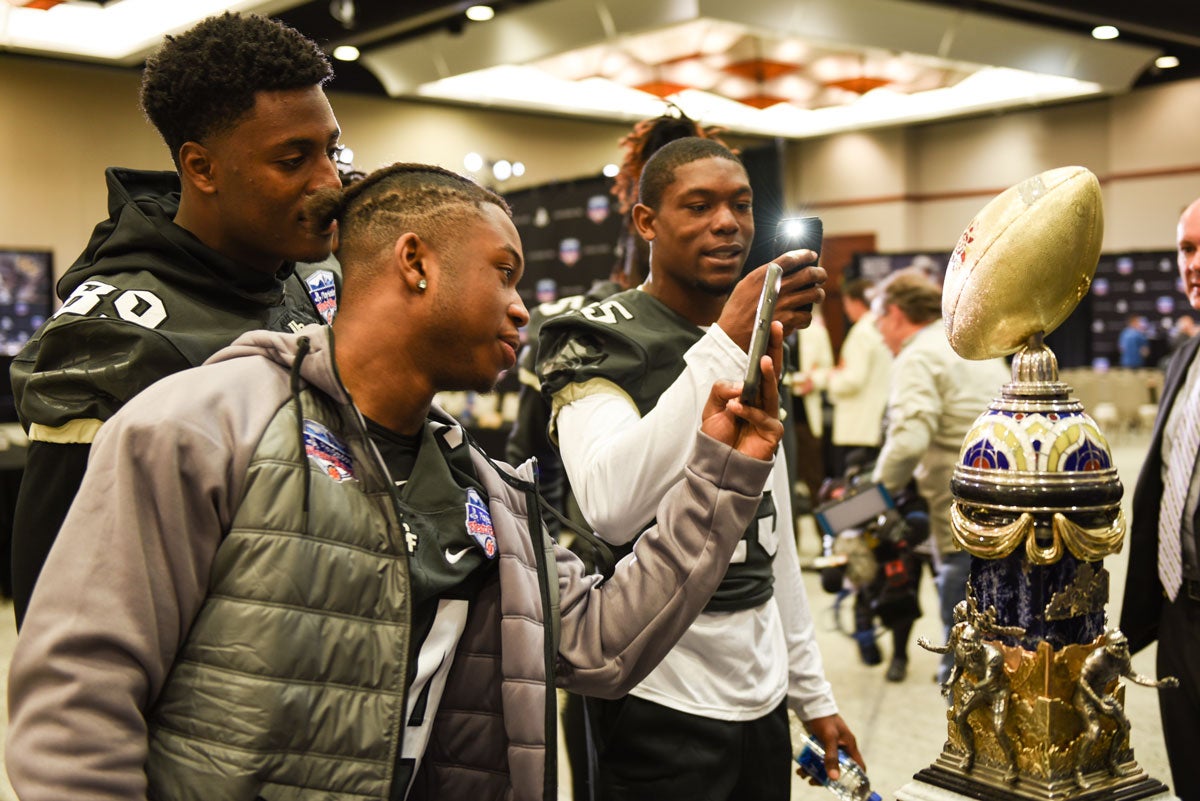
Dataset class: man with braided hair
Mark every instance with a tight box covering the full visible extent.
[608,107,727,287]
[8,162,788,801]
[9,11,342,626]
[506,109,725,800]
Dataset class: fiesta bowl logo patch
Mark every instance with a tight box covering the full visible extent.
[303,420,356,482]
[305,269,339,324]
[465,488,498,559]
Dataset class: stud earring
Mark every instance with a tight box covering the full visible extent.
[417,278,427,292]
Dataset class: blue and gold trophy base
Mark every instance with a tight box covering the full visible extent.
[897,636,1173,800]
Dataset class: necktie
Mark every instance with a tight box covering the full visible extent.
[1158,379,1200,601]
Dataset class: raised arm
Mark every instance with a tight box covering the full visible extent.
[554,338,783,694]
[554,325,748,541]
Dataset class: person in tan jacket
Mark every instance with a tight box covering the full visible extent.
[798,278,893,477]
[6,163,785,801]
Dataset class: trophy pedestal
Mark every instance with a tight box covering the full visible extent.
[896,763,1174,801]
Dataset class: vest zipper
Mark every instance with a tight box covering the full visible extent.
[345,404,412,801]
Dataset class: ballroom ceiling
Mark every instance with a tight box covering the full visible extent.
[2,0,1195,137]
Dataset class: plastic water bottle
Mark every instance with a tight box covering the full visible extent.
[793,731,881,801]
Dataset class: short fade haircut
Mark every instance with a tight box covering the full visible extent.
[872,267,943,325]
[140,12,333,167]
[638,137,744,211]
[306,163,511,274]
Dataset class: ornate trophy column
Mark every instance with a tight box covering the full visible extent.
[896,167,1178,801]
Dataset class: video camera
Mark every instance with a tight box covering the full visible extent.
[813,473,929,600]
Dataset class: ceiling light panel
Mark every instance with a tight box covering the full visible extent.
[369,0,1151,139]
[0,0,303,64]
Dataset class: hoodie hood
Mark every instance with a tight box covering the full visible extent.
[59,167,292,305]
[208,324,347,405]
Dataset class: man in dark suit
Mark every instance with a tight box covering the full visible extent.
[1120,196,1200,801]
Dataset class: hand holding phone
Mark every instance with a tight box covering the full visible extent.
[740,262,783,407]
[778,216,823,310]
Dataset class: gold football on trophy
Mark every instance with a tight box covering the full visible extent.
[942,166,1103,360]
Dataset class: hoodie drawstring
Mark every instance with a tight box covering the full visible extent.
[291,336,312,536]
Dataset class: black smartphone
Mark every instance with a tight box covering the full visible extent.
[777,216,823,311]
[740,262,783,407]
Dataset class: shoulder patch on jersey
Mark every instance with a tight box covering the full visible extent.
[304,269,338,324]
[465,488,497,559]
[303,420,356,482]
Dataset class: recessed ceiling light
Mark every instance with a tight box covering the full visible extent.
[1091,25,1119,40]
[602,163,620,178]
[463,152,484,172]
[465,5,494,22]
[332,45,360,62]
[1156,55,1180,69]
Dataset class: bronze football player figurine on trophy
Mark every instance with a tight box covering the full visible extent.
[1073,630,1179,790]
[921,594,1026,783]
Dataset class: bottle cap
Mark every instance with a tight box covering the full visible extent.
[868,793,882,801]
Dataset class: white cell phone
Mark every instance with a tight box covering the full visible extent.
[740,262,783,407]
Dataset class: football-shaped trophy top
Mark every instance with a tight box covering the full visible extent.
[942,166,1103,360]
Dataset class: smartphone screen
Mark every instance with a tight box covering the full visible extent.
[740,262,783,407]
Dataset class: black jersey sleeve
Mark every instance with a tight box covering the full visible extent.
[536,292,703,419]
[536,318,649,410]
[10,441,90,627]
[12,317,192,438]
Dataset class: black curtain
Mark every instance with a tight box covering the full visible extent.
[740,140,787,276]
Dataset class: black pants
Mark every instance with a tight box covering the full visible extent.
[562,691,591,800]
[588,695,791,801]
[1159,593,1200,801]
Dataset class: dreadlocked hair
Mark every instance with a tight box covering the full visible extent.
[611,108,727,215]
[140,12,332,167]
[307,163,511,275]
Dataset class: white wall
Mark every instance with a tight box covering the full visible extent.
[326,93,636,188]
[0,58,169,281]
[789,78,1200,253]
[787,128,912,250]
[3,52,1198,285]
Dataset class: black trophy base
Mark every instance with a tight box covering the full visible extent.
[906,763,1171,801]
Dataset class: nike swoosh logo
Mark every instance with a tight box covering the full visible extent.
[445,547,472,565]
